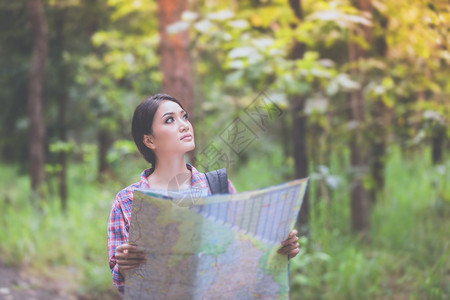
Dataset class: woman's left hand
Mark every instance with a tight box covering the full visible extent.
[277,229,300,259]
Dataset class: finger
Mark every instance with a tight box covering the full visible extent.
[116,258,146,265]
[117,257,146,263]
[126,250,146,258]
[278,243,299,254]
[288,236,299,244]
[116,254,145,264]
[288,248,300,259]
[116,248,145,260]
[116,244,133,252]
[117,258,146,267]
[127,248,145,253]
[116,244,139,253]
[289,229,298,238]
[285,242,299,252]
[281,236,299,246]
[282,231,298,245]
[119,251,146,259]
[117,261,142,268]
[119,263,145,271]
[289,247,300,257]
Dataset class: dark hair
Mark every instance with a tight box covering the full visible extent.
[132,93,184,166]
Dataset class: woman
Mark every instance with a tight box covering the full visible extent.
[107,93,300,293]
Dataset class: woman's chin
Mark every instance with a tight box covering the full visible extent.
[185,142,195,152]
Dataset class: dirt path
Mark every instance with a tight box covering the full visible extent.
[0,262,66,300]
[0,261,121,300]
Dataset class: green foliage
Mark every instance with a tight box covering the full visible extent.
[290,147,450,299]
[0,0,449,298]
[1,146,448,298]
[0,160,125,296]
[230,142,293,192]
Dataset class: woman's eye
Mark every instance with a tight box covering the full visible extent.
[183,113,189,120]
[165,117,174,124]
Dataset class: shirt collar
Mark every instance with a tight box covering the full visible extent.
[139,163,208,190]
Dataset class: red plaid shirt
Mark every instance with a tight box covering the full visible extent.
[107,164,236,293]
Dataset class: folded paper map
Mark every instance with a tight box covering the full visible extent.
[124,177,308,300]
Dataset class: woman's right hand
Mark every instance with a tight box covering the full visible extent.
[115,244,146,275]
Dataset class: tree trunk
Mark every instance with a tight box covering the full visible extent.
[98,129,113,182]
[369,9,389,204]
[55,6,68,212]
[370,127,385,202]
[27,0,48,194]
[348,0,372,238]
[288,0,309,233]
[280,108,290,163]
[431,43,447,165]
[157,0,195,163]
[291,98,309,231]
[432,124,446,164]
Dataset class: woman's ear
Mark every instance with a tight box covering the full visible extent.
[143,134,156,150]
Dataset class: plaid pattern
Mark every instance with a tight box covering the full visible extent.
[107,164,236,293]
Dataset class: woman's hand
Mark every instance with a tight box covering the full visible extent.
[277,229,300,259]
[115,244,146,276]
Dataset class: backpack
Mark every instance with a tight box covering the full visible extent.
[204,168,229,195]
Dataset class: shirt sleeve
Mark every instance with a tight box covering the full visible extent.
[107,193,129,294]
[228,179,237,194]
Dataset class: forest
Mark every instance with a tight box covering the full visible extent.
[0,0,449,299]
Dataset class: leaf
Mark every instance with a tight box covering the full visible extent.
[251,38,274,49]
[319,59,335,68]
[194,19,213,33]
[250,15,263,27]
[305,97,328,115]
[423,110,444,122]
[266,93,288,107]
[326,80,339,96]
[293,81,311,95]
[207,10,234,21]
[307,10,341,22]
[382,94,394,108]
[315,252,331,262]
[293,274,310,285]
[304,51,319,61]
[382,77,394,89]
[318,165,330,175]
[307,10,371,27]
[166,21,190,34]
[345,14,372,26]
[228,19,248,29]
[372,85,385,95]
[337,74,360,90]
[182,11,198,22]
[248,53,264,64]
[326,175,341,190]
[346,120,360,130]
[228,47,257,59]
[311,67,332,79]
[91,31,111,47]
[49,141,74,153]
[225,70,243,85]
[227,60,245,69]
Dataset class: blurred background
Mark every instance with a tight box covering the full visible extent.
[0,0,449,299]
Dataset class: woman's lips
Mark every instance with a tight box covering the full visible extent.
[180,134,192,140]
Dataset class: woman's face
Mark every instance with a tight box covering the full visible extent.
[143,100,195,158]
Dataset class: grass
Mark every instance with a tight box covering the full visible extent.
[0,145,448,298]
[290,146,450,299]
[0,161,126,297]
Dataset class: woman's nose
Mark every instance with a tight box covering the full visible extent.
[179,119,188,131]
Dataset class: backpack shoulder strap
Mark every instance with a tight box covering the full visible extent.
[204,168,229,195]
